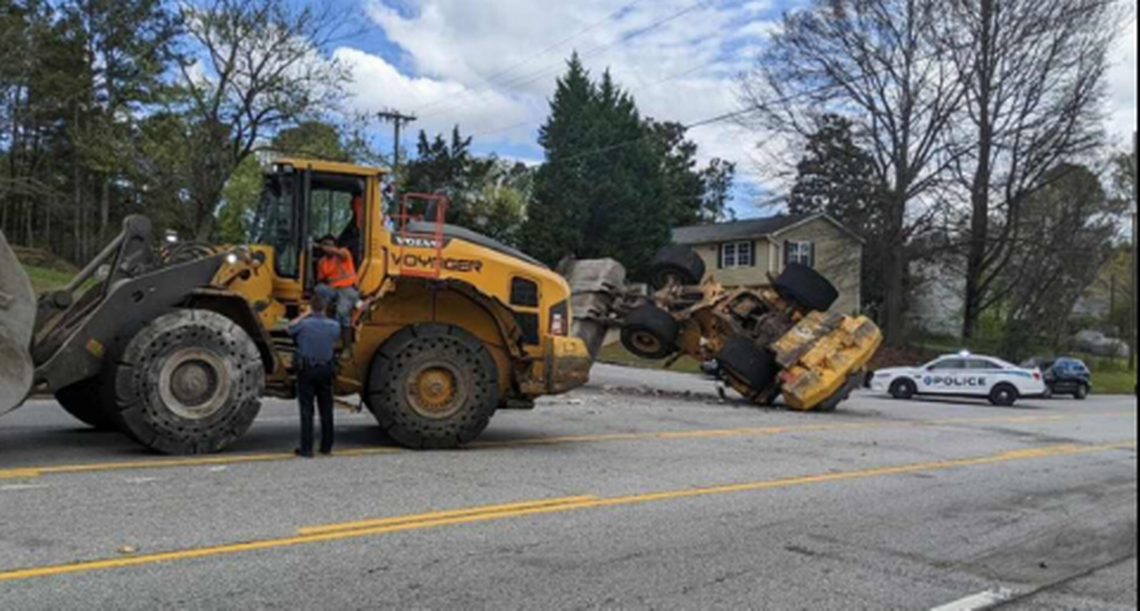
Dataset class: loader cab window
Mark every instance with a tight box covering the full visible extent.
[254,171,301,279]
[308,173,366,266]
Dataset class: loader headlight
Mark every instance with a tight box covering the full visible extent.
[225,253,240,265]
[550,301,569,337]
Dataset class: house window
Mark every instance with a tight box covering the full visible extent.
[720,241,754,268]
[786,241,815,268]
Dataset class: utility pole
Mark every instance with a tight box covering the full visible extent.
[1130,131,1137,373]
[376,110,417,181]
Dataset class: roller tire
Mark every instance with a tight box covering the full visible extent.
[650,245,707,289]
[716,337,779,395]
[106,310,265,455]
[55,377,117,431]
[774,263,840,313]
[366,324,500,450]
[621,306,680,360]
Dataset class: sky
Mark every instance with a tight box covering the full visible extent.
[318,0,1139,219]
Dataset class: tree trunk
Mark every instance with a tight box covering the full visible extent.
[963,0,996,341]
[882,190,909,347]
[99,177,110,243]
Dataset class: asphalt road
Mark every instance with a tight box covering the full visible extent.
[0,365,1136,610]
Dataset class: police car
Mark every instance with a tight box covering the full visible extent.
[870,352,1047,406]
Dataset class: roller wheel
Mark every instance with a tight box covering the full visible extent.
[106,310,265,455]
[774,263,839,313]
[621,306,679,360]
[55,377,117,431]
[716,336,779,395]
[650,245,707,289]
[366,324,500,449]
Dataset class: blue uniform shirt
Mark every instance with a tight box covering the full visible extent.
[289,315,342,366]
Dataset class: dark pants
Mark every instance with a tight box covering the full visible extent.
[298,363,335,455]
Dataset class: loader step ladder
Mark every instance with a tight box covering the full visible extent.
[394,193,450,280]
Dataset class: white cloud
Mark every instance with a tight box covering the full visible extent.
[1105,25,1137,149]
[336,0,780,174]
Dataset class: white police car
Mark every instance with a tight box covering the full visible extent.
[871,352,1047,406]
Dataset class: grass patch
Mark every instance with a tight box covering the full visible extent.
[1092,369,1137,396]
[597,343,704,375]
[23,264,76,294]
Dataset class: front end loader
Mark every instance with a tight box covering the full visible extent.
[563,244,882,412]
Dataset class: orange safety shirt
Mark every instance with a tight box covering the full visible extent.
[318,251,358,289]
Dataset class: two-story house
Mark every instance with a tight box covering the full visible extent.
[673,213,865,315]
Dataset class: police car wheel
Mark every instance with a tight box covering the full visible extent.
[106,310,265,455]
[890,379,917,401]
[366,324,500,450]
[989,384,1019,407]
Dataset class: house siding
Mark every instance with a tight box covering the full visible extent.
[686,218,863,315]
[692,240,772,288]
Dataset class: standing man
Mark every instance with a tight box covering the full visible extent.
[289,292,341,458]
[314,235,360,329]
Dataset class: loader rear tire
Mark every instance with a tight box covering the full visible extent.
[107,310,264,455]
[774,263,839,313]
[56,377,116,431]
[650,245,706,289]
[366,324,500,450]
[621,306,679,360]
[716,337,779,395]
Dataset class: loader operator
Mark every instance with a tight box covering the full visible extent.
[314,235,360,328]
[337,195,364,266]
[288,292,340,458]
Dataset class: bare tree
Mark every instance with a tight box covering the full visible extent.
[995,163,1128,361]
[174,0,350,239]
[740,0,966,347]
[942,0,1124,339]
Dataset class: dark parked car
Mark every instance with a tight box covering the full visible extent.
[1022,357,1092,400]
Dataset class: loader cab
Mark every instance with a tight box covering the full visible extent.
[252,160,388,305]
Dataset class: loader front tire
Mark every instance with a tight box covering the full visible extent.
[367,325,500,450]
[107,310,264,455]
[621,306,679,360]
[56,377,116,431]
[716,337,779,395]
[774,263,839,313]
[650,245,707,289]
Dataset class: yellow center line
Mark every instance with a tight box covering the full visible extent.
[0,412,1133,481]
[0,441,1133,583]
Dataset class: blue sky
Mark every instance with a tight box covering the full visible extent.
[308,0,1137,219]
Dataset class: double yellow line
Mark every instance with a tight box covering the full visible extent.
[0,440,1133,583]
[2,412,1132,481]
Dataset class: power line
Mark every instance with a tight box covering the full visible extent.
[469,57,725,140]
[416,0,714,124]
[411,0,644,117]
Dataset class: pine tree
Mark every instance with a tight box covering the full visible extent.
[522,54,596,266]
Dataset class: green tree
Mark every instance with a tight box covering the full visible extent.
[647,120,735,227]
[788,115,888,316]
[523,56,672,276]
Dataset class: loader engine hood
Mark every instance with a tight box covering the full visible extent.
[0,231,36,415]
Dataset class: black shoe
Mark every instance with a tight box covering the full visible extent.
[295,449,314,459]
[319,449,333,457]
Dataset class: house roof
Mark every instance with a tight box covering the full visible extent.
[674,213,866,245]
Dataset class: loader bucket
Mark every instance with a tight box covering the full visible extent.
[560,258,628,359]
[0,231,36,415]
